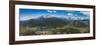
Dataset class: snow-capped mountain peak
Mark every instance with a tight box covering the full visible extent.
[42,15,55,18]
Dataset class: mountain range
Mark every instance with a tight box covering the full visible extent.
[20,15,89,28]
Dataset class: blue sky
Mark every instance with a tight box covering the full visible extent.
[19,8,90,20]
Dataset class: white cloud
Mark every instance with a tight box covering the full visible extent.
[53,11,56,12]
[80,11,90,16]
[47,10,56,13]
[67,13,73,16]
[47,10,53,13]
